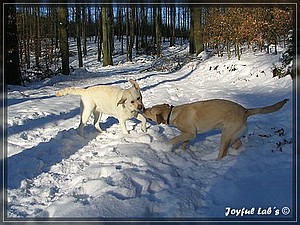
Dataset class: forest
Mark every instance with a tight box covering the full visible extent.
[4,4,294,85]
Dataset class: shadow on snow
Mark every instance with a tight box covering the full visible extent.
[5,116,119,189]
[7,108,80,136]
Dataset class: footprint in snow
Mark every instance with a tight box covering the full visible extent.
[123,133,152,144]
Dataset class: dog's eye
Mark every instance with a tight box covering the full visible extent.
[137,97,141,100]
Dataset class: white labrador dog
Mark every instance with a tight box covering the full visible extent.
[56,79,147,136]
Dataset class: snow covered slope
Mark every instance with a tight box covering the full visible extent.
[5,42,295,221]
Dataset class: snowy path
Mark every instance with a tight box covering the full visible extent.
[5,46,294,220]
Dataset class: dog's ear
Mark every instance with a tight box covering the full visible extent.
[117,96,127,106]
[156,113,166,124]
[129,79,140,91]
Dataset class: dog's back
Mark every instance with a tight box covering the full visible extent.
[173,99,246,133]
[55,87,87,96]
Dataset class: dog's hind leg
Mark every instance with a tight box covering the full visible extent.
[78,99,95,137]
[182,141,190,150]
[93,110,104,132]
[217,133,231,160]
[232,138,242,149]
[230,123,247,150]
[217,123,246,160]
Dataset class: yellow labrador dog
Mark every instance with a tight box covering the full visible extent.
[144,99,288,160]
[56,79,146,136]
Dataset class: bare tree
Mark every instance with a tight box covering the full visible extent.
[82,5,87,56]
[170,6,176,47]
[127,6,134,62]
[76,5,83,67]
[190,7,203,55]
[102,5,113,66]
[96,7,103,62]
[155,6,162,57]
[59,5,70,75]
[34,7,41,68]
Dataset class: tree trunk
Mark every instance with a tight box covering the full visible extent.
[97,7,103,62]
[235,42,241,60]
[127,7,134,62]
[82,6,87,56]
[88,7,92,41]
[23,7,30,69]
[140,7,147,49]
[135,7,139,51]
[189,7,195,54]
[191,7,203,56]
[226,40,231,59]
[34,7,41,68]
[102,6,113,66]
[25,7,31,69]
[59,5,70,75]
[155,6,162,57]
[274,37,278,55]
[119,8,124,55]
[76,5,83,67]
[5,5,22,85]
[126,7,129,61]
[170,6,176,47]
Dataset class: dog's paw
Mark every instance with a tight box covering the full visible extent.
[141,126,147,133]
[96,128,106,133]
[121,130,130,135]
[169,144,178,152]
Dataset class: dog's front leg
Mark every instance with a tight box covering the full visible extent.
[119,119,129,134]
[137,113,147,132]
[168,132,196,149]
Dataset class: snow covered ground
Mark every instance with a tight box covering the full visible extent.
[4,40,296,222]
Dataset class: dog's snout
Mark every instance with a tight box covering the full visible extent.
[138,104,144,111]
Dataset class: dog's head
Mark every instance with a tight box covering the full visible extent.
[143,104,171,124]
[117,79,144,113]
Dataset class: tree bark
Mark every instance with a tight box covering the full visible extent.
[76,5,83,67]
[189,8,195,54]
[170,6,176,47]
[155,6,162,57]
[34,7,41,68]
[102,6,113,66]
[127,7,134,62]
[59,5,70,75]
[190,7,203,55]
[82,6,87,56]
[97,7,103,62]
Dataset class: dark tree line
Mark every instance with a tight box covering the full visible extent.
[4,4,294,85]
[5,5,22,85]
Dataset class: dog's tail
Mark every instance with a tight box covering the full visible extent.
[55,87,86,97]
[245,99,289,118]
